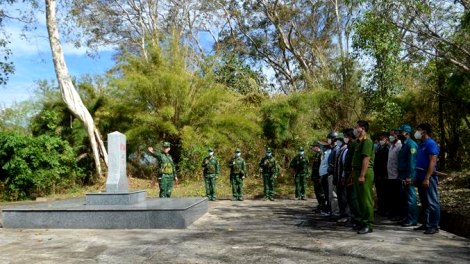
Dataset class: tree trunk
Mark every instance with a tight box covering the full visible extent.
[45,0,108,178]
[436,59,446,170]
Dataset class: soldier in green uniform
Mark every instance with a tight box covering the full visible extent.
[343,128,361,228]
[259,147,279,201]
[202,148,220,201]
[290,146,310,200]
[310,141,326,213]
[352,120,375,234]
[228,148,247,201]
[147,142,178,198]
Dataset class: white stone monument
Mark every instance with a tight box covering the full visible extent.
[85,131,146,205]
[106,131,129,192]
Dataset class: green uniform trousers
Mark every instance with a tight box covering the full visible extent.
[346,183,361,225]
[263,173,275,199]
[400,180,419,224]
[295,174,308,199]
[204,174,217,200]
[159,174,174,198]
[231,174,244,199]
[312,177,326,206]
[354,168,375,228]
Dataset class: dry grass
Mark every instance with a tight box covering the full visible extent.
[439,172,470,216]
[43,174,317,200]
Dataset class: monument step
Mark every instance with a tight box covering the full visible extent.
[85,190,147,205]
[2,197,208,229]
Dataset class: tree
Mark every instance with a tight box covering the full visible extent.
[371,0,470,73]
[45,0,107,178]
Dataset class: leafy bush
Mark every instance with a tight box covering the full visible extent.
[0,132,84,201]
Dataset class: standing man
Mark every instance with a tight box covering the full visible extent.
[414,123,440,234]
[319,143,332,216]
[148,142,178,198]
[387,129,403,221]
[396,124,419,227]
[290,146,310,200]
[334,134,350,223]
[374,133,390,216]
[259,147,279,201]
[311,141,326,213]
[352,120,375,234]
[202,148,220,201]
[343,128,361,229]
[228,148,247,201]
[326,131,340,215]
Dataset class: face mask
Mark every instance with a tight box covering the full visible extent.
[353,128,360,137]
[209,152,214,156]
[266,152,272,157]
[374,143,378,149]
[414,131,423,140]
[389,136,396,142]
[397,134,406,141]
[336,140,343,147]
[379,140,386,146]
[327,139,332,145]
[299,151,304,156]
[235,153,241,157]
[344,138,349,144]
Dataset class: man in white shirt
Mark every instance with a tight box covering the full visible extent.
[387,129,403,221]
[319,145,332,216]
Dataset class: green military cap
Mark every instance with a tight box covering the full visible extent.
[298,146,304,151]
[163,142,171,147]
[235,148,241,153]
[266,147,272,153]
[208,147,214,152]
[337,133,344,139]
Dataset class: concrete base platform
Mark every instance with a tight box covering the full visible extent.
[85,190,147,205]
[2,197,207,229]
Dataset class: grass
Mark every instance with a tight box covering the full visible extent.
[39,173,316,200]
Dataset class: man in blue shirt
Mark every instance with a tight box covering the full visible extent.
[396,124,419,227]
[414,123,440,234]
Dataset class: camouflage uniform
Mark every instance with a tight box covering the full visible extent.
[227,148,247,201]
[202,148,220,201]
[290,147,310,200]
[259,147,279,201]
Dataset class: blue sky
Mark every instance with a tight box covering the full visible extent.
[0,4,115,107]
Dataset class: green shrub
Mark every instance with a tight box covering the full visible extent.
[0,132,84,201]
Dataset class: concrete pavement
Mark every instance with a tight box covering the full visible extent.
[1,199,469,263]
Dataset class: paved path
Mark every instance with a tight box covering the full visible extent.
[1,199,469,263]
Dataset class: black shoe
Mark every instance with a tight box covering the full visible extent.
[345,222,355,227]
[424,227,440,235]
[357,227,373,234]
[321,211,332,217]
[238,197,244,201]
[413,225,428,231]
[269,197,274,201]
[397,220,406,225]
[352,224,362,230]
[402,222,417,227]
[301,197,307,200]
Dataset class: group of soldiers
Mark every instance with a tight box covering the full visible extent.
[147,120,441,235]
